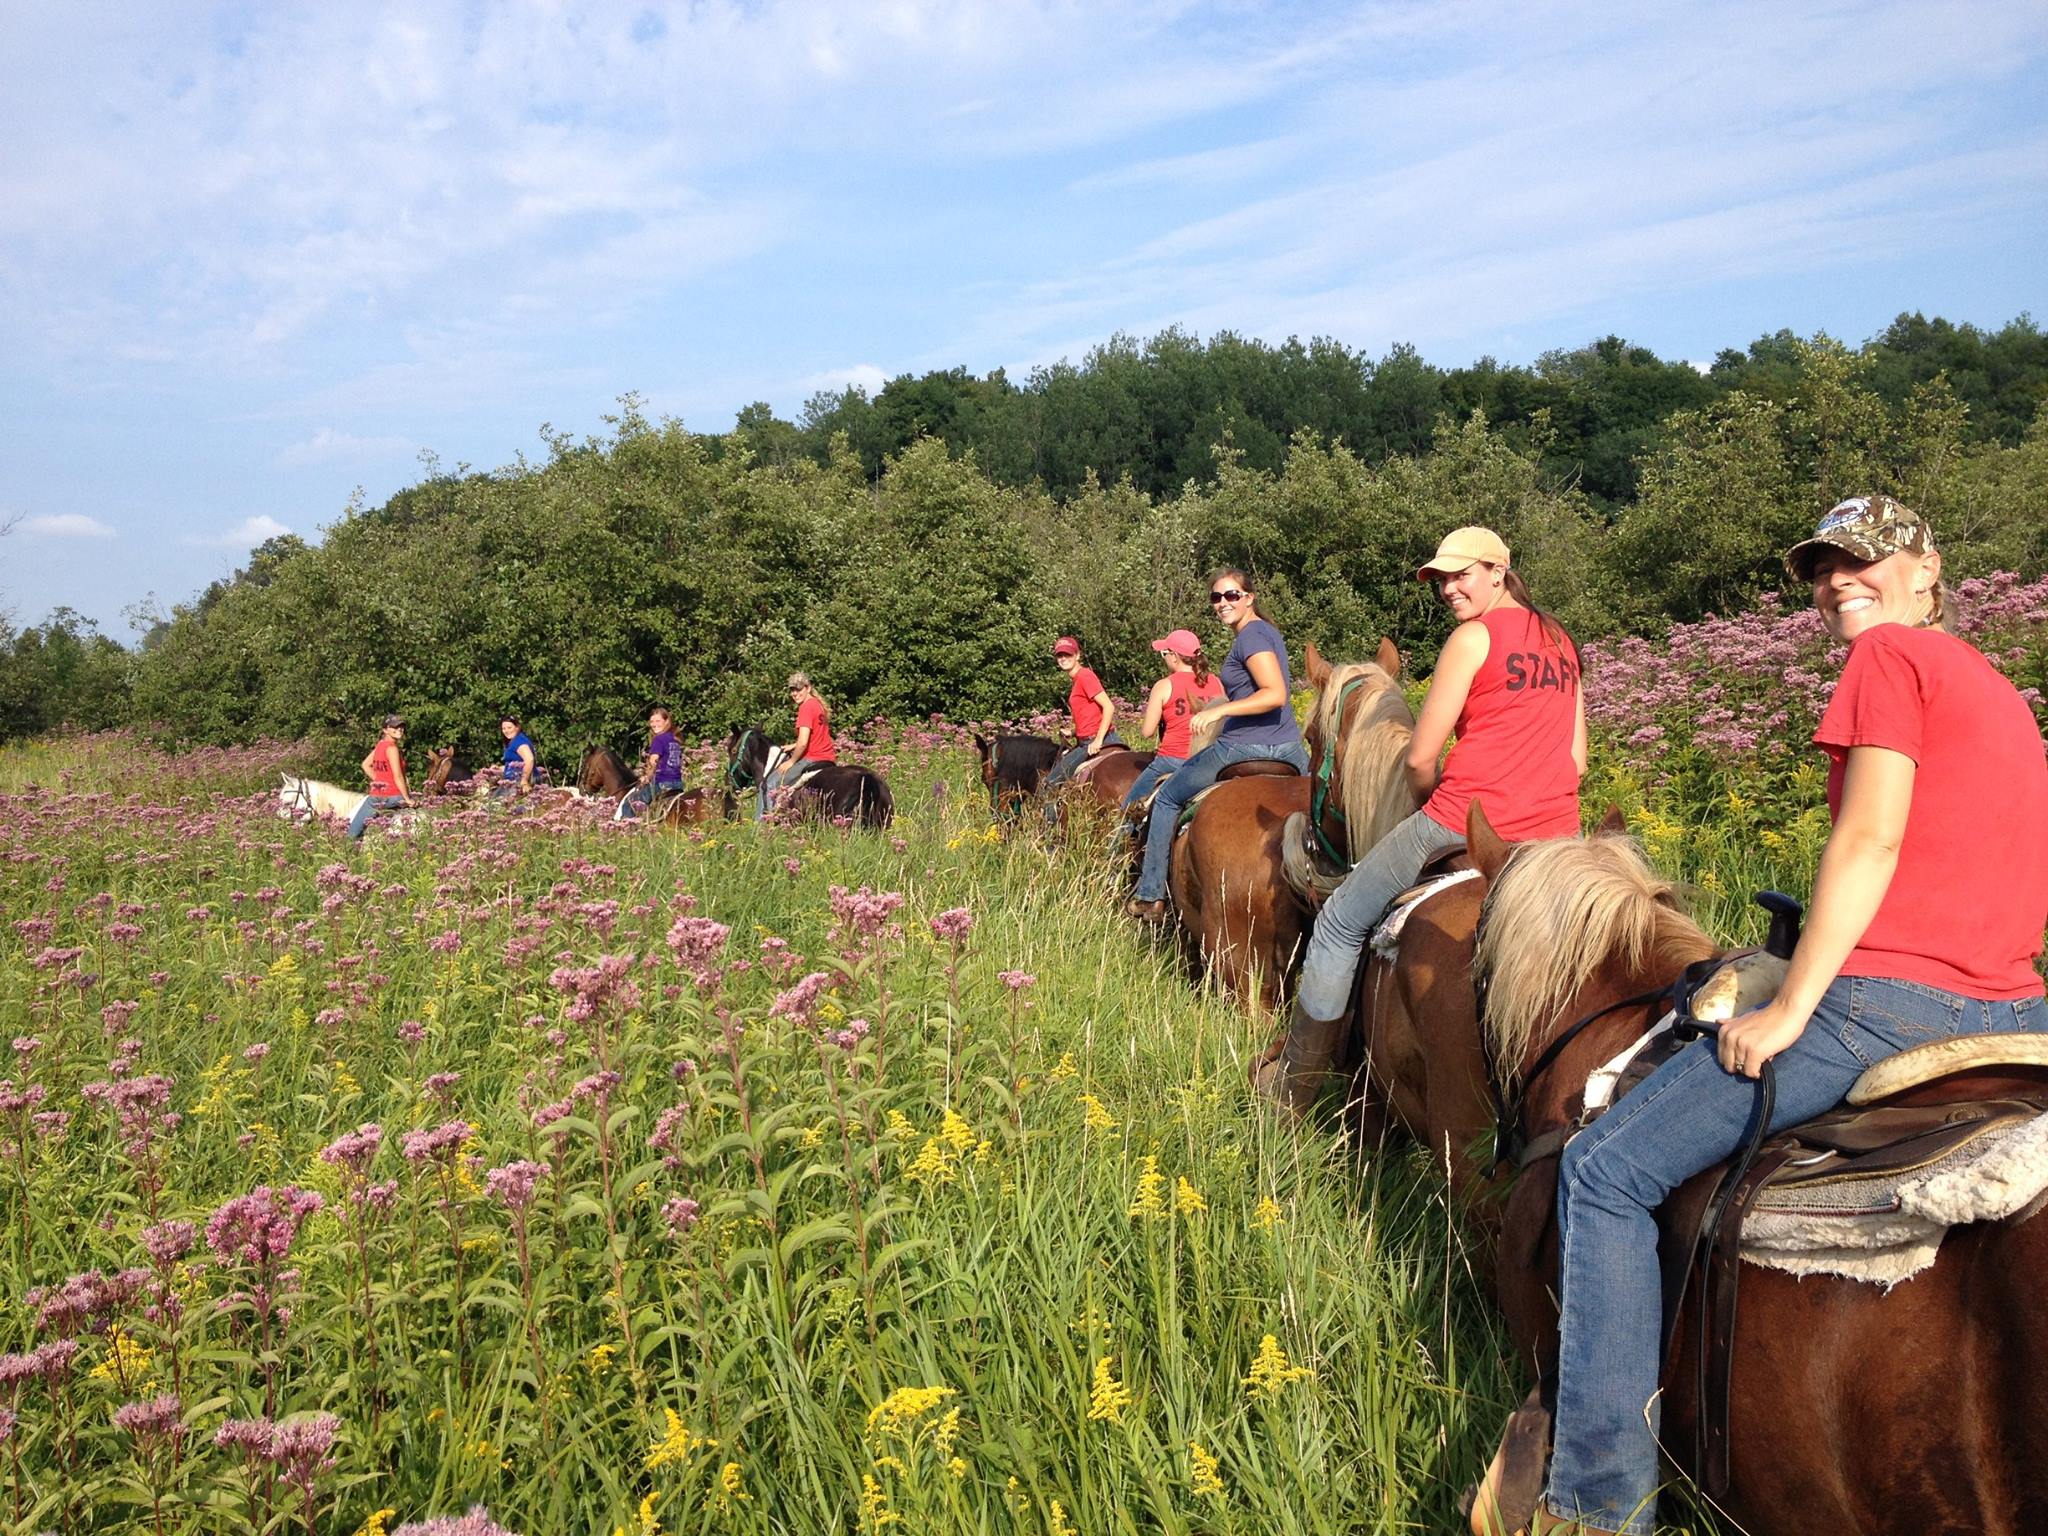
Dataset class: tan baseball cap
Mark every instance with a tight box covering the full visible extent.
[1784,496,1937,583]
[1417,526,1510,581]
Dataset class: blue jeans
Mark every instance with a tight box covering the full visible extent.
[346,794,405,840]
[1294,808,1465,1018]
[622,783,682,819]
[1132,737,1309,901]
[1546,974,2046,1534]
[1042,734,1123,824]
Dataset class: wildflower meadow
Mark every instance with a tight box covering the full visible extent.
[2,576,2045,1535]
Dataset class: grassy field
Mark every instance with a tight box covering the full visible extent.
[0,728,1758,1536]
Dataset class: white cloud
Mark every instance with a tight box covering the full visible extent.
[276,427,412,467]
[795,363,889,399]
[186,515,293,549]
[19,513,114,539]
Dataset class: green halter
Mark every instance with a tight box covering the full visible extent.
[1306,676,1368,872]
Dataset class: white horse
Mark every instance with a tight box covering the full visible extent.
[278,773,367,823]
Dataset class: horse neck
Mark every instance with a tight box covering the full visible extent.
[1516,924,1718,1135]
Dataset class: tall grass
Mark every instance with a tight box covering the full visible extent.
[0,731,1615,1536]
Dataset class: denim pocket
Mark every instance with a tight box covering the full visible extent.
[1854,976,1966,1048]
[2009,994,2044,1034]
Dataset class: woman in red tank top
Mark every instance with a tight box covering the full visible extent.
[1255,526,1587,1112]
[1115,629,1225,829]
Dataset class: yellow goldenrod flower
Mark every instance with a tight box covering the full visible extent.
[939,1107,975,1153]
[1047,1053,1078,1083]
[716,1461,748,1513]
[587,1342,617,1376]
[1079,1094,1116,1133]
[645,1408,717,1470]
[638,1491,662,1535]
[933,1406,962,1459]
[352,1510,396,1536]
[1173,1176,1207,1217]
[873,1453,909,1476]
[948,1455,967,1479]
[1048,1498,1079,1536]
[858,1472,900,1532]
[1126,1155,1165,1220]
[885,1109,916,1141]
[1087,1355,1133,1423]
[1243,1334,1314,1399]
[1252,1196,1284,1231]
[88,1327,154,1386]
[1005,1475,1029,1513]
[866,1385,956,1441]
[903,1136,955,1186]
[798,1123,826,1150]
[1188,1441,1226,1498]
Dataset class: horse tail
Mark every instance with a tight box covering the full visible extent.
[862,772,895,830]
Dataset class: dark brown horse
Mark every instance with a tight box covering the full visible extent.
[579,746,716,828]
[423,746,467,794]
[725,727,893,830]
[577,746,637,797]
[1442,807,2048,1536]
[1164,640,1411,1015]
[972,733,1060,817]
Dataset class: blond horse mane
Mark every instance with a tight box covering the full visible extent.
[1473,832,1715,1081]
[1307,660,1416,862]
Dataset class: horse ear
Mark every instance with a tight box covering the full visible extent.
[1467,799,1512,881]
[1374,637,1401,678]
[972,733,990,763]
[1596,804,1627,837]
[1303,642,1331,690]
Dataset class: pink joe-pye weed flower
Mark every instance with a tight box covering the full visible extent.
[930,907,974,944]
[391,1508,524,1536]
[484,1160,546,1212]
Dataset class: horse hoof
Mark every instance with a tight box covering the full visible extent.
[1124,898,1170,922]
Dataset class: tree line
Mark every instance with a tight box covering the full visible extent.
[2,315,2043,776]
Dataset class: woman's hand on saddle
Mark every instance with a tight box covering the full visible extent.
[1715,997,1811,1080]
[1085,740,1104,757]
[1191,705,1223,730]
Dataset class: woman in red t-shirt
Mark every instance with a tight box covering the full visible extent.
[758,672,837,818]
[1257,526,1586,1111]
[347,714,413,841]
[1041,638,1120,810]
[1479,497,2048,1536]
[1115,629,1224,827]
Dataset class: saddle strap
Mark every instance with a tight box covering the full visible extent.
[1697,1144,1798,1500]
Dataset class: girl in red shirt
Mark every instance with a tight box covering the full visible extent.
[758,672,836,818]
[1041,638,1120,813]
[347,714,413,841]
[1257,526,1586,1111]
[1480,497,2048,1536]
[1116,629,1224,827]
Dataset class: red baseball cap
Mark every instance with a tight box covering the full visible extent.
[1151,629,1202,659]
[1052,636,1081,656]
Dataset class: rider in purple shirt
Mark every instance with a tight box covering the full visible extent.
[623,706,686,819]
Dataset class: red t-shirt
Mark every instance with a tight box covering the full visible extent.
[368,739,403,796]
[1158,670,1226,759]
[1816,624,2048,998]
[1424,607,1582,841]
[1068,667,1108,740]
[796,696,836,762]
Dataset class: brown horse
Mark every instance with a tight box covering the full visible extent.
[1164,639,1410,1014]
[1452,810,2048,1536]
[1069,747,1155,812]
[423,746,467,794]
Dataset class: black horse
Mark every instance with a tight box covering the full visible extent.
[972,733,1059,817]
[724,727,893,829]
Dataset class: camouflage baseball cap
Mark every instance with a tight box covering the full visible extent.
[1784,495,1936,583]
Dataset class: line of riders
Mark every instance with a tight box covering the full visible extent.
[326,497,2047,1533]
[340,672,893,841]
[999,502,2048,1536]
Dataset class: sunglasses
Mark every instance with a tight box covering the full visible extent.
[1209,589,1248,605]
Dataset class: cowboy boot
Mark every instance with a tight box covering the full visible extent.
[1251,999,1351,1115]
[1462,1387,1553,1536]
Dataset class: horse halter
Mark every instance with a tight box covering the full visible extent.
[282,778,317,823]
[725,729,762,791]
[1306,675,1369,871]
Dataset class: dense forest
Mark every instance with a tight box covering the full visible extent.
[3,312,2044,773]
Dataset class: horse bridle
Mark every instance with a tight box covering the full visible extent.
[725,728,763,793]
[283,777,317,823]
[1307,675,1369,871]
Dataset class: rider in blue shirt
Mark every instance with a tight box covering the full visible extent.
[495,715,537,803]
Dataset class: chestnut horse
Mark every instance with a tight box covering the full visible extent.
[578,746,715,828]
[1069,747,1155,814]
[423,746,468,794]
[1441,810,2048,1535]
[1165,639,1411,1013]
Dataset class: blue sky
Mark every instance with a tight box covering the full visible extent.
[4,0,2044,634]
